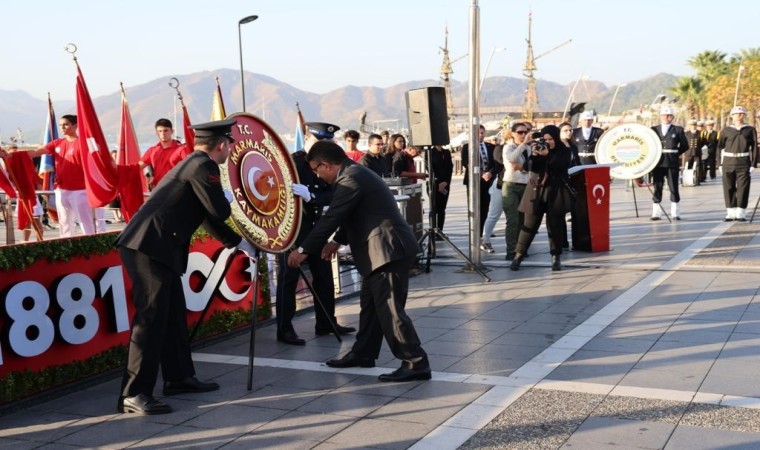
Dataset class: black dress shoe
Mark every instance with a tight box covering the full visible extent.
[277,330,306,345]
[378,366,432,382]
[119,393,172,414]
[505,252,516,261]
[551,255,562,271]
[315,324,356,336]
[163,377,220,396]
[325,351,375,368]
[510,253,523,271]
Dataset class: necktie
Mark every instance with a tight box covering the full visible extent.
[480,143,488,171]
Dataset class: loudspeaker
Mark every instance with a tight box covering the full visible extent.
[406,87,450,147]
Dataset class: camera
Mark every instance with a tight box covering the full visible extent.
[530,131,547,153]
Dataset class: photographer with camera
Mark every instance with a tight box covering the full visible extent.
[510,125,574,272]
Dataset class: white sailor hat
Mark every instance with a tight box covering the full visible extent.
[687,119,697,125]
[697,120,705,126]
[730,106,746,115]
[660,106,675,116]
[579,111,594,120]
[706,119,715,125]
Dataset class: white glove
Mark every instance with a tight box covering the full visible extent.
[223,189,234,203]
[751,167,755,173]
[718,166,722,175]
[236,239,257,261]
[292,183,312,201]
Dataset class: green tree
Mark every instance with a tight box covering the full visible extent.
[670,76,703,119]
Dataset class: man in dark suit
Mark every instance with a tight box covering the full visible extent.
[572,111,605,165]
[650,106,689,220]
[116,119,257,414]
[460,124,502,235]
[276,121,355,345]
[287,141,430,382]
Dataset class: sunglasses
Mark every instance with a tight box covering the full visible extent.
[515,130,528,135]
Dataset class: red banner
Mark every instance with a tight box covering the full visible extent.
[0,237,260,376]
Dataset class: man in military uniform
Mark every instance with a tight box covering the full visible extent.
[572,110,605,165]
[703,119,720,180]
[275,121,355,345]
[718,106,757,221]
[684,119,705,185]
[116,119,257,414]
[650,106,689,220]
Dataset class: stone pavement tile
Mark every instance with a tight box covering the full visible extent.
[443,354,524,376]
[224,411,357,449]
[681,403,760,433]
[658,328,732,345]
[561,416,675,449]
[423,305,498,320]
[323,417,436,450]
[633,340,723,371]
[26,384,123,417]
[436,327,506,344]
[410,315,470,330]
[511,320,582,337]
[368,397,466,426]
[297,391,394,417]
[722,333,760,359]
[0,410,93,442]
[547,350,641,385]
[182,403,287,433]
[666,425,760,450]
[125,424,247,450]
[700,369,760,398]
[270,369,358,391]
[469,342,546,362]
[419,338,484,357]
[597,324,670,341]
[581,336,655,354]
[57,414,174,448]
[267,342,348,362]
[460,389,603,450]
[619,367,706,392]
[529,311,594,326]
[457,319,524,332]
[401,380,490,404]
[333,376,419,399]
[488,331,559,347]
[26,444,82,450]
[232,385,328,411]
[413,326,451,343]
[735,316,760,334]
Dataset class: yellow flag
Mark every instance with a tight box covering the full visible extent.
[210,77,227,120]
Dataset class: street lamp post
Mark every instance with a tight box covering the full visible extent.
[479,47,507,96]
[607,83,627,117]
[238,15,259,113]
[733,60,744,107]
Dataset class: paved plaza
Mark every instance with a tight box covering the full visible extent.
[2,173,760,449]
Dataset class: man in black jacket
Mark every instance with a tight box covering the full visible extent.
[276,122,355,345]
[461,124,502,235]
[288,141,430,382]
[718,106,757,221]
[650,107,689,220]
[116,119,257,415]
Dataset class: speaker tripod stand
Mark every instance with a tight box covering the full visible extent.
[417,147,490,282]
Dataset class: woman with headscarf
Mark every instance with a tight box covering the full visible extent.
[510,125,574,271]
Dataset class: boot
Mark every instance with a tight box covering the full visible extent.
[551,255,562,271]
[510,253,524,271]
[671,202,681,220]
[651,203,663,221]
[725,208,735,222]
[736,208,748,222]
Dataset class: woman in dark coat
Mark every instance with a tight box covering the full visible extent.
[510,125,574,271]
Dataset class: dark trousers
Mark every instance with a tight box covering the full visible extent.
[722,166,751,208]
[705,151,717,179]
[433,189,450,231]
[351,257,428,368]
[516,210,565,256]
[276,251,335,334]
[652,167,680,203]
[467,179,493,235]
[119,247,194,397]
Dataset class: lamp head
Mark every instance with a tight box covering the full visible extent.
[239,15,258,25]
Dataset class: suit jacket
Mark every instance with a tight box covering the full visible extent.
[117,151,241,275]
[685,129,706,159]
[651,124,689,168]
[460,141,502,187]
[292,150,332,244]
[300,161,419,276]
[572,127,604,164]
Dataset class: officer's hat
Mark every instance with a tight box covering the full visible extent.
[305,122,340,140]
[730,106,747,115]
[706,119,715,125]
[688,119,697,125]
[697,120,705,126]
[579,111,594,120]
[660,106,675,116]
[191,118,236,142]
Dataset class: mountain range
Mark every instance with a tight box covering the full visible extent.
[0,69,678,146]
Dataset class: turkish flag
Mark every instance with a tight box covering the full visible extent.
[0,163,17,198]
[76,64,118,207]
[118,90,148,194]
[5,152,39,230]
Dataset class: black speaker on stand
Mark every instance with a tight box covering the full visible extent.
[405,87,490,281]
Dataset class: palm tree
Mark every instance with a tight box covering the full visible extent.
[670,77,703,119]
[688,50,729,84]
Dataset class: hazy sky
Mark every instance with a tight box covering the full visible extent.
[3,0,759,102]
